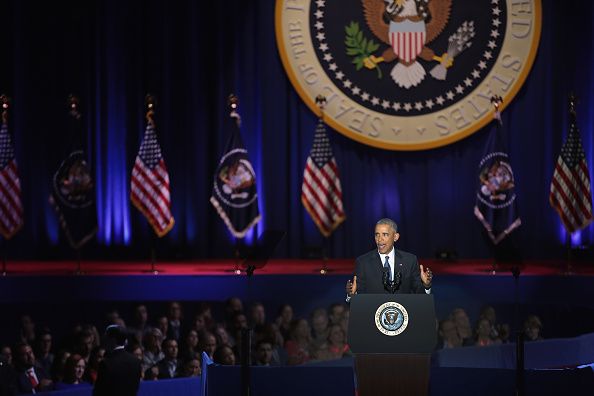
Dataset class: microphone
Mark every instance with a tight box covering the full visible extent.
[395,271,402,289]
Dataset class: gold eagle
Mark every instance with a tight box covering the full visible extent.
[361,0,452,88]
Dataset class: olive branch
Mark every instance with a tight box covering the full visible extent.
[345,21,382,79]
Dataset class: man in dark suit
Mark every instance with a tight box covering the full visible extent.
[93,325,141,396]
[346,218,433,297]
[12,343,52,394]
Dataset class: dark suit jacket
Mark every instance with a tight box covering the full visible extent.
[155,358,182,379]
[14,366,51,394]
[93,349,141,396]
[354,249,427,294]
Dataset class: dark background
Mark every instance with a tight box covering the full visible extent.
[0,0,592,261]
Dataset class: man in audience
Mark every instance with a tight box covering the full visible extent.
[156,338,181,379]
[35,330,54,376]
[167,302,183,341]
[12,342,53,394]
[93,325,141,396]
[250,302,266,327]
[254,340,273,366]
[142,328,164,370]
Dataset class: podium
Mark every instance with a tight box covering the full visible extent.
[348,294,437,396]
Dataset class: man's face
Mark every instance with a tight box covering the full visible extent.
[17,345,35,368]
[375,224,399,254]
[164,340,178,359]
[256,343,273,364]
[40,334,52,353]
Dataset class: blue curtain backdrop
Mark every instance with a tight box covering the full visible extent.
[0,0,592,260]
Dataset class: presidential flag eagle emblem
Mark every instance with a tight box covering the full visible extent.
[276,0,541,150]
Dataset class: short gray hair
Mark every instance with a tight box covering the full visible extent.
[376,218,398,233]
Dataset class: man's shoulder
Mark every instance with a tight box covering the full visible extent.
[394,249,417,262]
[355,249,378,263]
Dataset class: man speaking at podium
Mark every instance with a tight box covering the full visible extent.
[346,218,433,299]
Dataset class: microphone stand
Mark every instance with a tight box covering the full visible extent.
[383,271,402,294]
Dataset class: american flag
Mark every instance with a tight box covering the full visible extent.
[549,111,593,233]
[131,122,174,237]
[0,121,23,239]
[301,120,345,237]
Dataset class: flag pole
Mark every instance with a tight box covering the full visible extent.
[562,94,579,275]
[314,95,332,275]
[1,96,9,276]
[146,95,160,275]
[489,95,504,275]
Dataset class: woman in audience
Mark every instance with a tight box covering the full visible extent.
[55,353,91,389]
[180,356,202,377]
[474,317,502,347]
[180,329,200,361]
[315,324,351,361]
[213,344,236,365]
[524,315,544,341]
[198,331,218,359]
[285,319,312,365]
[275,304,293,342]
[84,346,106,384]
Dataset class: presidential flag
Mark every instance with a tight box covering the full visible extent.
[549,106,593,233]
[0,119,23,239]
[130,120,175,237]
[301,119,345,237]
[473,115,521,244]
[210,109,260,238]
[49,101,98,248]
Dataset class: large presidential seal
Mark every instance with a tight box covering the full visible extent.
[276,0,541,150]
[375,301,409,336]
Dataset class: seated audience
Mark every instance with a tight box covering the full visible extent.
[213,345,236,366]
[437,319,463,349]
[474,318,502,347]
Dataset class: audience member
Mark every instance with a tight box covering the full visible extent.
[35,330,54,376]
[315,324,350,361]
[450,308,473,345]
[249,302,266,327]
[254,340,273,366]
[180,330,200,361]
[285,319,312,366]
[50,349,71,383]
[55,354,91,390]
[310,308,329,350]
[524,315,544,342]
[437,319,462,349]
[84,346,106,384]
[1,345,13,367]
[156,316,169,341]
[167,302,183,341]
[12,342,53,394]
[474,318,502,347]
[198,332,217,359]
[156,339,181,379]
[129,305,150,343]
[213,324,233,348]
[179,357,201,377]
[328,304,345,326]
[213,345,236,366]
[275,304,293,342]
[19,316,36,346]
[142,328,164,370]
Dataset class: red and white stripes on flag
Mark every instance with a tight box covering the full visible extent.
[389,31,425,64]
[301,120,345,237]
[130,123,174,237]
[549,114,593,233]
[0,122,23,239]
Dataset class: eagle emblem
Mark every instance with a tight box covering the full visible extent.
[361,0,475,88]
[275,0,541,150]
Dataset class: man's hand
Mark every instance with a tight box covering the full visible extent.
[346,276,357,296]
[420,265,433,288]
